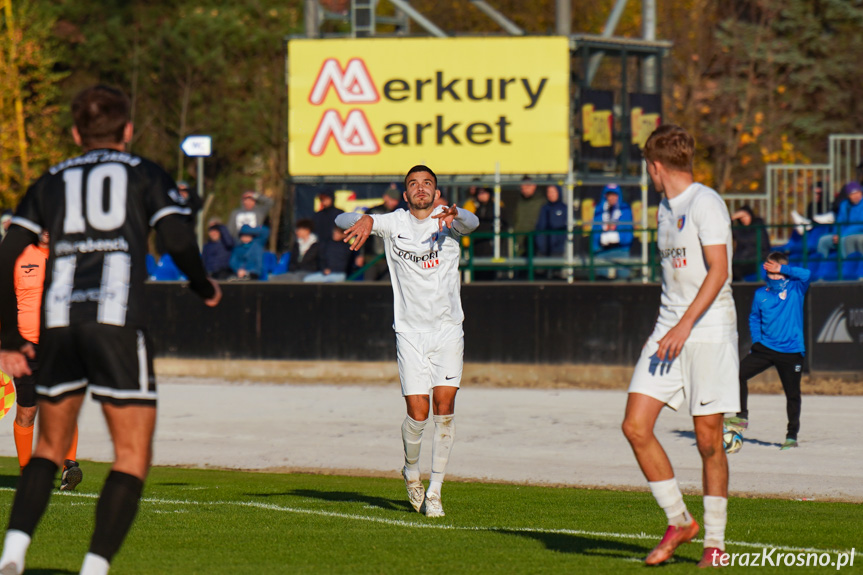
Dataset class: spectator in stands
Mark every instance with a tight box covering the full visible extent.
[0,210,12,241]
[362,187,402,281]
[304,226,353,282]
[731,205,771,281]
[202,222,234,279]
[536,185,569,257]
[513,176,545,256]
[591,183,634,278]
[229,224,264,280]
[462,178,482,214]
[228,190,273,241]
[269,219,320,282]
[289,219,320,274]
[817,182,863,258]
[311,190,344,254]
[806,182,825,221]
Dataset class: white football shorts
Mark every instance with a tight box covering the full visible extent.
[396,322,464,397]
[628,329,740,416]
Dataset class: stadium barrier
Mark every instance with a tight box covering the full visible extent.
[334,221,863,283]
[146,281,863,372]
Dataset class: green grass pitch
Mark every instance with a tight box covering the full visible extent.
[0,458,858,574]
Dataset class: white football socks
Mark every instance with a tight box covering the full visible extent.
[0,529,31,575]
[428,414,455,496]
[401,415,427,480]
[703,496,728,550]
[648,478,692,528]
[80,552,110,575]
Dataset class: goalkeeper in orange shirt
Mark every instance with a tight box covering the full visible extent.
[11,230,82,489]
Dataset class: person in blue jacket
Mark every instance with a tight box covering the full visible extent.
[229,224,264,280]
[591,183,633,278]
[726,251,810,452]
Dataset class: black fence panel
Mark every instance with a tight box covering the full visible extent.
[144,282,856,372]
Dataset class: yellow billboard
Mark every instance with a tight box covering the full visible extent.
[288,37,570,177]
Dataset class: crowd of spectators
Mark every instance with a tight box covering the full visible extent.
[139,168,863,284]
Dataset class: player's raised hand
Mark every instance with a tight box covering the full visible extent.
[432,204,459,231]
[343,215,373,251]
[763,260,782,275]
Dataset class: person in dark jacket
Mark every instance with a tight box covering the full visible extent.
[303,226,353,282]
[229,224,264,280]
[535,185,570,257]
[311,191,344,255]
[288,219,320,273]
[731,205,771,281]
[202,223,234,279]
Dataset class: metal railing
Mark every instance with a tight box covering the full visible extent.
[347,221,863,283]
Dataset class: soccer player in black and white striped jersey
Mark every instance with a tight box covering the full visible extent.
[0,85,221,575]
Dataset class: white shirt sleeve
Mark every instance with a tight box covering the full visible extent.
[692,191,731,247]
[452,207,479,236]
[335,212,362,230]
[369,211,400,236]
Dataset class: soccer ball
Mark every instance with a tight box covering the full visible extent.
[723,427,743,454]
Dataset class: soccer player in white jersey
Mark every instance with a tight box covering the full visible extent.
[621,125,738,568]
[336,165,479,518]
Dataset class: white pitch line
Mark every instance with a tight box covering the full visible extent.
[5,488,860,559]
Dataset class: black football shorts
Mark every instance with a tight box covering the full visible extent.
[37,323,157,406]
[14,343,39,408]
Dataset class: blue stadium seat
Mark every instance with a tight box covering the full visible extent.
[262,251,277,280]
[273,252,291,275]
[805,225,830,253]
[154,254,187,281]
[805,253,823,275]
[815,258,838,282]
[778,233,804,256]
[841,252,863,281]
[146,253,157,279]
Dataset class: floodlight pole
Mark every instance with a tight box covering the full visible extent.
[565,160,575,284]
[640,159,649,282]
[555,0,571,36]
[493,162,501,260]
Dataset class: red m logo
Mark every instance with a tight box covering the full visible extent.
[309,110,380,156]
[309,58,379,105]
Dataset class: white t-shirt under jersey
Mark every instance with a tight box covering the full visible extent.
[336,207,479,333]
[655,182,737,343]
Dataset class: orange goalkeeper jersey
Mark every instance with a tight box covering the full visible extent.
[13,243,48,345]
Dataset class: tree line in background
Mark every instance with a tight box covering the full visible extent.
[1,0,863,238]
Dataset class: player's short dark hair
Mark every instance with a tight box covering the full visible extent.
[767,251,788,265]
[71,85,131,148]
[643,124,695,173]
[404,165,437,189]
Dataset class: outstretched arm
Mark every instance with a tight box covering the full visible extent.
[432,205,479,234]
[338,213,374,252]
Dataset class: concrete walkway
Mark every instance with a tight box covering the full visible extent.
[0,378,859,502]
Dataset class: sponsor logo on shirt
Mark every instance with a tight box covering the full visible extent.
[55,236,130,257]
[659,246,687,269]
[395,248,440,268]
